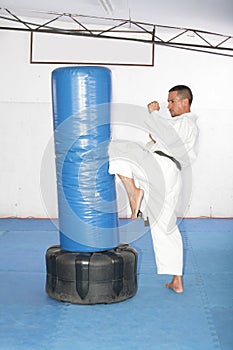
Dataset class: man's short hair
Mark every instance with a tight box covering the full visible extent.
[169,85,193,105]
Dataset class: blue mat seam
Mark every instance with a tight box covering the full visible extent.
[184,229,222,350]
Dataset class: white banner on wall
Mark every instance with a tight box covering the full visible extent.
[30,32,154,66]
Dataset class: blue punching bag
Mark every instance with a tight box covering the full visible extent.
[46,66,138,305]
[52,66,119,252]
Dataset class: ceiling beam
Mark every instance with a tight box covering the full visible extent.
[0,8,232,57]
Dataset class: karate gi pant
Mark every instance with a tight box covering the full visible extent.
[109,140,183,276]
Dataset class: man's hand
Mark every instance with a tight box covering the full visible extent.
[147,101,160,113]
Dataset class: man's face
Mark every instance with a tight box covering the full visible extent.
[167,91,188,117]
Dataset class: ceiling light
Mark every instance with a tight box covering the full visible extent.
[98,0,114,15]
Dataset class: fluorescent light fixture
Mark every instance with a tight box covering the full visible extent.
[98,0,114,14]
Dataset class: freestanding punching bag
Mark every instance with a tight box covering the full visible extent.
[45,66,138,304]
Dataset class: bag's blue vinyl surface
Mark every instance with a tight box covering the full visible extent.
[52,66,119,252]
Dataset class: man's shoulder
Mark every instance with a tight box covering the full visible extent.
[174,112,198,125]
[171,113,198,136]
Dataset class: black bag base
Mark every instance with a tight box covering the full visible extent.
[45,243,138,305]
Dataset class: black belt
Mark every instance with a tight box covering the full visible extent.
[154,151,182,171]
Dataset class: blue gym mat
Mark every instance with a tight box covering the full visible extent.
[0,218,232,350]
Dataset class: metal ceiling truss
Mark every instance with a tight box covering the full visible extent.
[0,8,232,63]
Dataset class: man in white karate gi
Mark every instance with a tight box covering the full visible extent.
[109,85,199,293]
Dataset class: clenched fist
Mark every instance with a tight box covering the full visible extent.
[147,101,160,113]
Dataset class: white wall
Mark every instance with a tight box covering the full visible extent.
[0,30,233,218]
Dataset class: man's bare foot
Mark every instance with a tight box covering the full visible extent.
[165,275,184,293]
[116,175,144,220]
[130,188,144,219]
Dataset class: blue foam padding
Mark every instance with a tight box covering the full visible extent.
[212,308,233,350]
[0,218,232,350]
[0,230,58,272]
[188,231,233,274]
[201,274,233,308]
[52,66,119,252]
[0,218,58,231]
[0,272,224,350]
[179,218,233,232]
